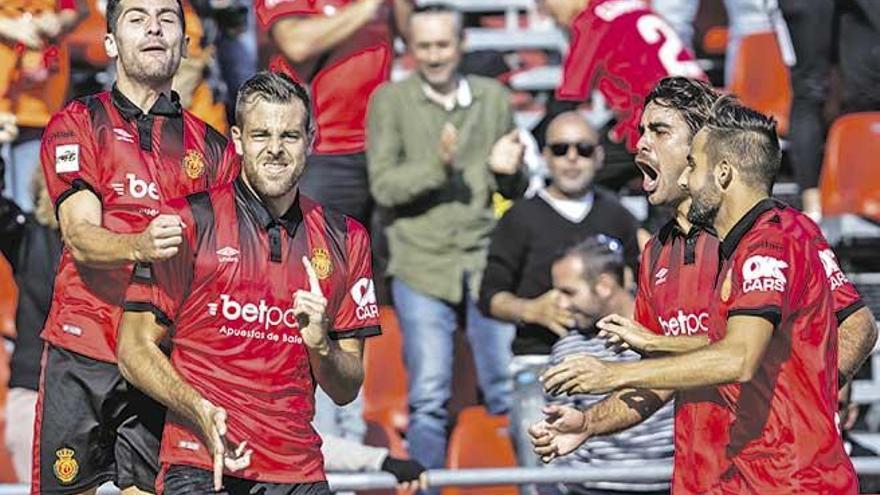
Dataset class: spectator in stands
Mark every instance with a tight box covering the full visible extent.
[539,0,705,153]
[477,111,641,466]
[314,389,425,490]
[780,0,880,219]
[542,236,673,494]
[651,0,779,86]
[366,4,527,475]
[0,163,62,484]
[0,0,84,211]
[254,0,413,227]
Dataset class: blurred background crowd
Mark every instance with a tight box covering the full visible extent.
[0,0,879,493]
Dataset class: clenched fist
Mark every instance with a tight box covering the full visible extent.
[133,214,186,262]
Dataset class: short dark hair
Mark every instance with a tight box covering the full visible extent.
[701,95,781,193]
[410,3,464,38]
[560,234,626,287]
[235,71,315,141]
[105,0,186,34]
[644,77,720,139]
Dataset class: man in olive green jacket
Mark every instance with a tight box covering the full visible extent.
[366,4,527,475]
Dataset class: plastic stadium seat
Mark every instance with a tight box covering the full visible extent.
[819,112,880,222]
[363,307,409,433]
[727,32,792,135]
[0,258,15,339]
[444,406,517,495]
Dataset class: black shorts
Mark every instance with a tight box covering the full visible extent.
[163,465,331,495]
[32,344,165,494]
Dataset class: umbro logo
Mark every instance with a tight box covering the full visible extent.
[655,267,668,286]
[113,128,135,143]
[217,246,239,263]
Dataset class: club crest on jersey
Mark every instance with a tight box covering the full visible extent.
[183,150,206,179]
[742,255,788,293]
[311,248,333,280]
[53,448,78,485]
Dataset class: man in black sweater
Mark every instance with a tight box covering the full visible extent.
[477,111,641,471]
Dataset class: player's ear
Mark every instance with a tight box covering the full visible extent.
[231,126,244,156]
[595,273,614,300]
[104,33,119,59]
[717,160,733,190]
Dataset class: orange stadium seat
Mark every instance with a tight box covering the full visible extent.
[819,112,880,222]
[728,32,792,135]
[444,406,517,495]
[0,258,15,339]
[65,0,112,68]
[363,306,409,434]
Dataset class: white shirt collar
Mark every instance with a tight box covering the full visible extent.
[538,188,596,223]
[421,77,473,112]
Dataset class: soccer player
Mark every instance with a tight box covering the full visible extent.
[34,0,237,492]
[117,71,381,495]
[539,0,705,151]
[531,78,877,494]
[541,98,860,493]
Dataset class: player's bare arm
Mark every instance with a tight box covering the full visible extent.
[597,314,708,355]
[392,0,414,39]
[542,315,773,395]
[117,311,251,491]
[838,306,879,384]
[58,190,185,267]
[529,388,673,462]
[271,0,383,64]
[297,257,365,405]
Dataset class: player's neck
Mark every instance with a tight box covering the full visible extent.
[115,71,173,114]
[673,200,692,233]
[715,189,768,241]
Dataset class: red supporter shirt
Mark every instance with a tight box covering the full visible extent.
[706,199,858,494]
[124,178,381,483]
[255,0,394,154]
[40,88,238,363]
[556,0,705,151]
[634,222,730,495]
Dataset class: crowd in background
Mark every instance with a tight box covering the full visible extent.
[1,0,879,491]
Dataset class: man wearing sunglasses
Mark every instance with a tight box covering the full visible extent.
[478,111,642,479]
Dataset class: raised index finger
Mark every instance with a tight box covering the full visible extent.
[302,256,322,296]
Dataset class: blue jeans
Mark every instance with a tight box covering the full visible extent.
[2,134,41,212]
[392,278,514,471]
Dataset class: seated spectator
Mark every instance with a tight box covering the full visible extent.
[366,4,527,476]
[542,236,673,494]
[0,162,62,484]
[314,389,424,490]
[478,111,641,471]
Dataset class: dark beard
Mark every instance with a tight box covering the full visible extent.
[687,191,720,228]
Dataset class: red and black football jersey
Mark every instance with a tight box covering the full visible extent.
[40,87,239,363]
[706,198,857,494]
[125,178,381,483]
[635,223,730,495]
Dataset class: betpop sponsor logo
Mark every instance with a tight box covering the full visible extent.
[658,310,709,336]
[208,294,299,330]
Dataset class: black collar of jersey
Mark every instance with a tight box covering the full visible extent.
[720,197,786,259]
[657,218,712,245]
[111,84,182,120]
[234,176,303,237]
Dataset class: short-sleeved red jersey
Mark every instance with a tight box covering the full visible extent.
[124,178,381,483]
[40,87,239,363]
[255,0,393,155]
[706,198,857,494]
[635,222,731,495]
[556,0,705,151]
